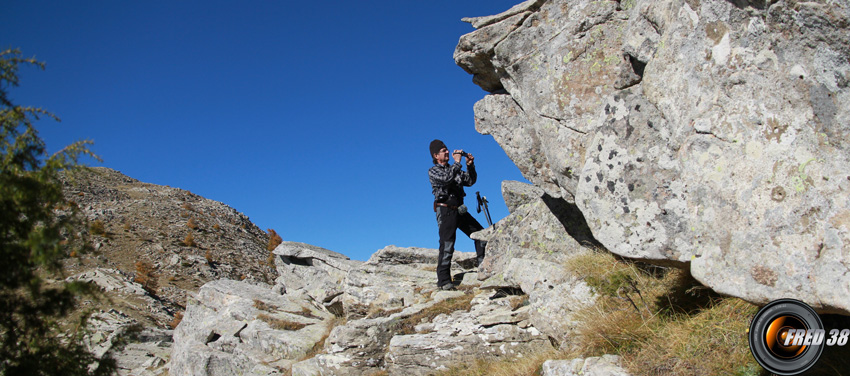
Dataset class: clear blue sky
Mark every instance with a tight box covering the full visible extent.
[3,0,529,261]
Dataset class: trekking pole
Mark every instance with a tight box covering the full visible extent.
[476,191,493,227]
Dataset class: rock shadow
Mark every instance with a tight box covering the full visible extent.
[540,193,604,250]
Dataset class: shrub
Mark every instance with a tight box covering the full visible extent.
[186,218,198,230]
[267,229,283,265]
[134,261,159,295]
[183,232,196,247]
[392,293,475,335]
[90,219,106,236]
[267,228,283,251]
[169,311,184,330]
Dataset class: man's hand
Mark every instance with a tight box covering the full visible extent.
[465,153,474,165]
[453,150,463,163]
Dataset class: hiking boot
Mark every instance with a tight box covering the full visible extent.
[439,283,457,291]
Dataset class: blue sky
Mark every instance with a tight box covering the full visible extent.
[3,0,529,261]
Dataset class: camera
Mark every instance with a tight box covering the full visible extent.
[453,151,469,157]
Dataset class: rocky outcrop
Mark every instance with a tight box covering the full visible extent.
[456,0,850,314]
[174,240,567,376]
[171,279,334,375]
[501,180,544,213]
[384,291,551,375]
[476,181,598,346]
[293,299,443,376]
[366,245,478,270]
[541,355,630,376]
[83,309,172,376]
[272,241,361,313]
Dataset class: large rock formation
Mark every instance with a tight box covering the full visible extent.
[170,279,334,376]
[455,0,850,314]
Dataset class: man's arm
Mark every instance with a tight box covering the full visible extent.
[464,163,477,186]
[461,153,477,186]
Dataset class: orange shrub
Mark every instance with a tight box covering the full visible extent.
[134,261,158,295]
[267,229,283,251]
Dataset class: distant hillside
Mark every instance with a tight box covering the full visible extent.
[59,166,275,327]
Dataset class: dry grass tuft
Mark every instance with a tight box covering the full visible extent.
[301,316,346,361]
[365,306,404,319]
[90,219,107,236]
[183,232,197,247]
[294,306,322,320]
[169,311,184,330]
[186,218,199,230]
[563,251,762,376]
[436,348,562,376]
[254,299,275,312]
[257,313,307,331]
[624,298,759,375]
[392,293,475,335]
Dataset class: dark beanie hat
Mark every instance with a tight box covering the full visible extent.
[429,139,446,157]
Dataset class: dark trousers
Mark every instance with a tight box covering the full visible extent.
[435,206,486,287]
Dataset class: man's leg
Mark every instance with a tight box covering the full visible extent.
[436,206,458,287]
[458,212,487,267]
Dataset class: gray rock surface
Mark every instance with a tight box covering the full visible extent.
[456,0,850,314]
[68,268,148,296]
[366,245,477,270]
[84,309,172,376]
[292,300,441,376]
[343,263,435,315]
[341,245,479,316]
[170,279,333,376]
[541,355,631,376]
[384,291,552,375]
[482,257,596,347]
[502,180,544,213]
[272,241,362,307]
[477,193,596,281]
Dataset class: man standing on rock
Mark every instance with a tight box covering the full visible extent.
[428,139,486,291]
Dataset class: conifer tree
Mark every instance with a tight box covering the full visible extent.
[0,49,115,375]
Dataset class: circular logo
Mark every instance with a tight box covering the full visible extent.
[749,299,824,375]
